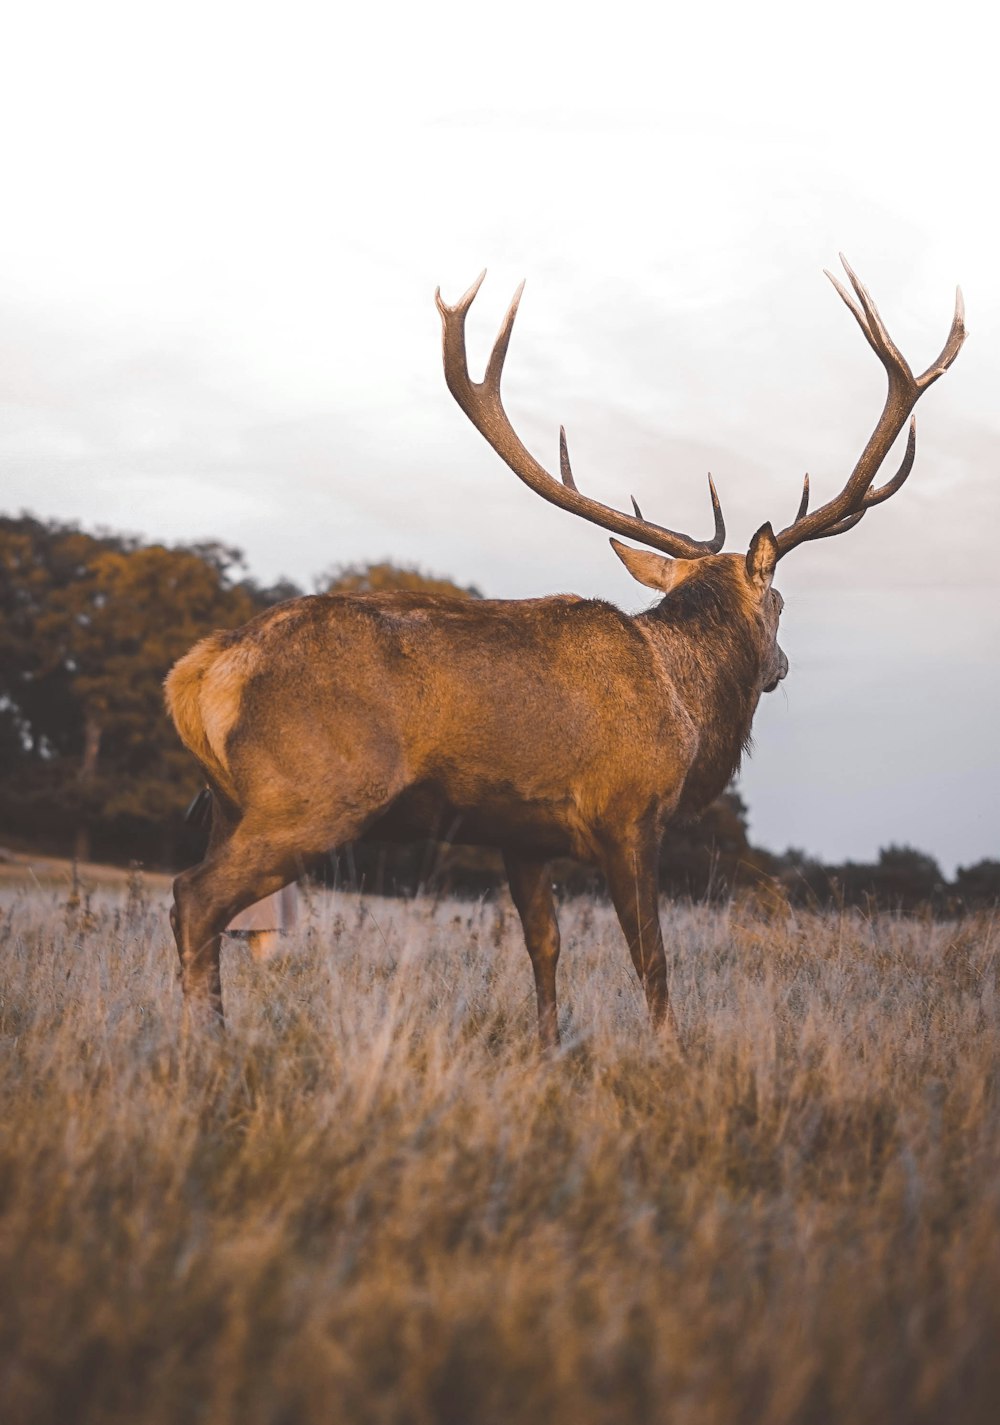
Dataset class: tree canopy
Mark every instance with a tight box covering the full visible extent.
[0,515,272,864]
[319,560,481,599]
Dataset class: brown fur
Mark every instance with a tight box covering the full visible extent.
[165,551,786,1045]
[639,560,767,812]
[163,634,239,803]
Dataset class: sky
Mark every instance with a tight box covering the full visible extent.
[1,0,997,875]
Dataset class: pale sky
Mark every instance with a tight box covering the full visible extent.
[1,1,997,875]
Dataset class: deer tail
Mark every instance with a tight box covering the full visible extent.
[164,634,242,806]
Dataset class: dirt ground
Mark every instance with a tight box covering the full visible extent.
[0,847,174,893]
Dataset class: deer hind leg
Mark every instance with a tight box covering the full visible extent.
[601,835,674,1035]
[170,791,237,1024]
[504,851,562,1051]
[171,830,299,1026]
[170,790,398,1025]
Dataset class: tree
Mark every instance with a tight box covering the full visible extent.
[769,842,949,913]
[319,560,482,599]
[0,517,261,864]
[0,516,128,768]
[953,860,1000,909]
[657,787,767,900]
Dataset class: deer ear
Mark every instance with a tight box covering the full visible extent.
[610,539,698,593]
[745,523,778,592]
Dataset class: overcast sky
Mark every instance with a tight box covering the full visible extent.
[1,1,997,875]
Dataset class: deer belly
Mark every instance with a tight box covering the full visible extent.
[364,781,592,860]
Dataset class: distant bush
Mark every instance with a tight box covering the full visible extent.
[953,859,1000,909]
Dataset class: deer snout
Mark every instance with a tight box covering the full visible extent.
[764,647,789,694]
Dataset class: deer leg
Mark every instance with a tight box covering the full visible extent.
[170,813,322,1022]
[171,833,298,1025]
[169,791,239,1023]
[171,766,406,1024]
[504,851,562,1051]
[602,838,674,1033]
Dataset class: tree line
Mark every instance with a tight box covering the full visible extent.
[1,512,996,911]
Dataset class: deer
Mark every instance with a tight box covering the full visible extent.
[165,257,965,1048]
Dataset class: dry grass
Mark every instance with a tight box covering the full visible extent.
[1,880,998,1425]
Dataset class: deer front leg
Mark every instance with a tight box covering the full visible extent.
[504,851,562,1051]
[602,836,674,1034]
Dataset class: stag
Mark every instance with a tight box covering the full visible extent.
[165,257,964,1047]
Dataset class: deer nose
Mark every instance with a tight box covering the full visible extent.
[764,650,789,694]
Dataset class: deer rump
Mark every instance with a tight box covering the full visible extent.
[166,585,725,870]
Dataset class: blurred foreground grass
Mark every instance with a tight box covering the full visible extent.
[1,881,998,1425]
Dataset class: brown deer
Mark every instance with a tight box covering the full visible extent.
[165,257,964,1047]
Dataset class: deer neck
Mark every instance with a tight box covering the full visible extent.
[636,589,765,813]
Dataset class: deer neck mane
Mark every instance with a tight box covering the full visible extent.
[637,565,765,810]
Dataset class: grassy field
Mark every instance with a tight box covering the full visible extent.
[1,878,998,1425]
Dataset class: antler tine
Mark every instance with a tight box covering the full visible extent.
[484,281,525,392]
[823,267,886,367]
[437,274,727,561]
[917,286,966,388]
[834,254,914,381]
[795,474,810,523]
[623,474,721,548]
[630,474,722,547]
[559,426,578,491]
[865,417,917,506]
[455,270,487,313]
[809,510,866,540]
[794,420,918,543]
[774,260,965,559]
[706,474,725,551]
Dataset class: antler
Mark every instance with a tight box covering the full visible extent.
[436,272,726,560]
[775,256,966,557]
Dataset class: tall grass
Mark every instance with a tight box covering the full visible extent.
[1,880,998,1424]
